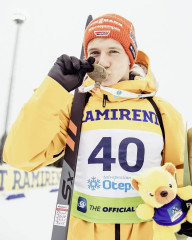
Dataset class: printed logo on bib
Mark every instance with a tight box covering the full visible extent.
[87,176,134,193]
[82,108,159,125]
[167,203,183,222]
[89,205,135,213]
[77,196,87,213]
[102,206,135,213]
[88,177,101,191]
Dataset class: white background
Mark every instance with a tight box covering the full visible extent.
[0,0,192,136]
[0,0,192,239]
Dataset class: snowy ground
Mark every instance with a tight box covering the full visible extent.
[0,188,57,240]
[0,188,191,240]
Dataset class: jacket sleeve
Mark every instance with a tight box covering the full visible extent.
[154,97,185,187]
[3,76,73,172]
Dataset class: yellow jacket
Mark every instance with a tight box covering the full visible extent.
[3,50,184,189]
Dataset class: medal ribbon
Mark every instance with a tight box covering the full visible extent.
[78,84,157,99]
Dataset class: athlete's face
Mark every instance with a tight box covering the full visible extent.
[87,38,131,86]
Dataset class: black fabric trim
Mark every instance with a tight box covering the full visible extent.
[64,90,91,170]
[85,92,91,105]
[147,97,165,142]
[115,224,120,240]
[53,149,64,158]
[52,93,91,160]
[102,94,108,108]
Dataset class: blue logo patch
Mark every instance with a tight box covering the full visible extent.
[77,197,87,213]
[87,177,101,191]
[167,202,183,222]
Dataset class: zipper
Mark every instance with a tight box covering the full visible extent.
[102,94,108,108]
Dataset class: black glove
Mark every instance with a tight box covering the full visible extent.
[48,55,95,92]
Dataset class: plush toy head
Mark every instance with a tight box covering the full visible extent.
[131,163,177,208]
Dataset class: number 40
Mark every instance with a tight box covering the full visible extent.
[88,137,145,172]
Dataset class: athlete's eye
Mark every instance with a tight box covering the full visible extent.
[90,51,100,55]
[109,50,119,54]
[169,182,173,188]
[147,192,154,197]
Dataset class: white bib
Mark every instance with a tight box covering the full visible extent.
[74,129,163,198]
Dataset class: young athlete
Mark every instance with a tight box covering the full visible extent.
[3,14,186,240]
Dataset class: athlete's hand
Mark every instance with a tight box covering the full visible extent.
[48,55,95,92]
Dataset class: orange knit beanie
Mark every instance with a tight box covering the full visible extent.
[84,14,138,68]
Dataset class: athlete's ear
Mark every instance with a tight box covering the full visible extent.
[131,177,141,191]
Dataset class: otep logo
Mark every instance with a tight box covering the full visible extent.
[87,177,101,191]
[77,197,87,213]
[62,171,74,204]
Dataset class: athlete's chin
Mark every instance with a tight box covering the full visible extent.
[101,76,119,87]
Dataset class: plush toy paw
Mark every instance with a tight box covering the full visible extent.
[136,204,154,220]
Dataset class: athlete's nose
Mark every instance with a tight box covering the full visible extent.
[97,52,110,69]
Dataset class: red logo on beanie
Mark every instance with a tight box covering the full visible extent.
[94,31,110,36]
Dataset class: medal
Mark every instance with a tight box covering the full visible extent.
[87,64,108,88]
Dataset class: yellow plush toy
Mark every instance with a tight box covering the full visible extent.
[131,163,192,240]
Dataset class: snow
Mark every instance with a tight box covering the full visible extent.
[0,188,57,240]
